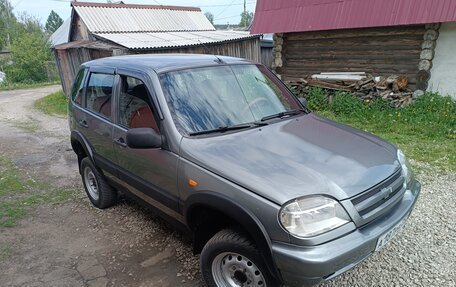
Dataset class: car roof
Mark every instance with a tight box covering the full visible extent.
[84,54,254,74]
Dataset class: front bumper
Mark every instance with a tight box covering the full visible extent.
[272,180,421,287]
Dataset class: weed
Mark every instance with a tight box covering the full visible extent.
[34,90,68,116]
[0,80,60,92]
[0,156,76,228]
[0,245,13,261]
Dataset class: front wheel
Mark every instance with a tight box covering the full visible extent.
[80,157,117,209]
[201,229,277,287]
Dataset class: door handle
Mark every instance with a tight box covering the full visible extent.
[78,120,88,128]
[114,137,127,148]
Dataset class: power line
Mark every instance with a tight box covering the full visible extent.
[215,14,241,21]
[199,1,255,7]
[214,0,237,18]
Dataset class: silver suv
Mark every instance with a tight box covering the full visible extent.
[69,54,421,287]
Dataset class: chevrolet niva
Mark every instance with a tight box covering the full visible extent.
[69,54,420,287]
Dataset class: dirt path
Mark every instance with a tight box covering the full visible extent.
[0,86,201,287]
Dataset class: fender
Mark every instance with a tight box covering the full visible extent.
[184,191,282,282]
[70,130,94,172]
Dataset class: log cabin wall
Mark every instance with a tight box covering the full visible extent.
[141,37,261,63]
[278,25,426,89]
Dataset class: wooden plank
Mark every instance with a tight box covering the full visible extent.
[284,25,426,41]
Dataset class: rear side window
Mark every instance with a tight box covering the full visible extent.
[71,68,87,105]
[85,73,115,119]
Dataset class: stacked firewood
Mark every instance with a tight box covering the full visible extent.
[287,73,414,108]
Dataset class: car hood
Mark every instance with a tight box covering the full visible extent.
[180,114,400,205]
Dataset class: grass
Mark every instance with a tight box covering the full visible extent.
[300,88,456,172]
[0,80,61,92]
[34,90,68,116]
[0,245,13,262]
[0,156,75,228]
[10,119,40,133]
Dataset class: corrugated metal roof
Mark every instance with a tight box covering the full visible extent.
[73,2,215,33]
[93,31,257,50]
[50,18,71,47]
[251,0,456,34]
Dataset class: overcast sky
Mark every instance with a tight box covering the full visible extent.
[10,0,257,25]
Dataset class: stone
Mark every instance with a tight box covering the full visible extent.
[413,90,425,99]
[425,23,441,30]
[424,30,439,41]
[274,57,283,67]
[140,249,174,268]
[77,258,107,280]
[420,49,434,60]
[421,40,435,50]
[418,60,432,71]
[87,277,108,287]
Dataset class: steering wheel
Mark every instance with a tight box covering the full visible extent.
[241,97,271,119]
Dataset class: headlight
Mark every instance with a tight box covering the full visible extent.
[397,149,412,187]
[279,196,351,238]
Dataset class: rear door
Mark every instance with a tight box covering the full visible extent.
[81,67,118,175]
[111,71,181,219]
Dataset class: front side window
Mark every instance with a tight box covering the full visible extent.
[118,76,159,132]
[71,68,87,105]
[159,64,301,134]
[85,73,115,119]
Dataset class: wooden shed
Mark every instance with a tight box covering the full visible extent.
[52,2,261,96]
[251,0,456,97]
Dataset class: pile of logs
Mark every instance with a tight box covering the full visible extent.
[288,72,414,108]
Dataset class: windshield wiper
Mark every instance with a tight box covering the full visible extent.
[189,122,267,136]
[260,109,304,122]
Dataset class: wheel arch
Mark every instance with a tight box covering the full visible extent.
[70,130,94,173]
[184,191,282,282]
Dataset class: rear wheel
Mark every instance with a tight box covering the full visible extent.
[80,157,117,209]
[201,229,277,287]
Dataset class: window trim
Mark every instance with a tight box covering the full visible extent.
[84,71,117,121]
[71,67,88,107]
[114,71,161,133]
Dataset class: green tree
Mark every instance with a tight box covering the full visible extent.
[5,31,52,83]
[0,0,16,48]
[45,10,64,33]
[239,11,253,28]
[204,12,214,25]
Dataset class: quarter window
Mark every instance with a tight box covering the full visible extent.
[118,76,159,132]
[71,68,87,105]
[85,73,115,119]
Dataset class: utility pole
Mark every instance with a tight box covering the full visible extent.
[4,0,12,47]
[243,0,247,28]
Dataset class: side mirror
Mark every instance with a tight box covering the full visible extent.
[126,128,161,149]
[298,97,307,107]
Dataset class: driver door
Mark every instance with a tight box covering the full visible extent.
[111,72,181,218]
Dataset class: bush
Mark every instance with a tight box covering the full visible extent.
[5,31,52,83]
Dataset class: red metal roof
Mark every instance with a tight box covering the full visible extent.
[251,0,456,34]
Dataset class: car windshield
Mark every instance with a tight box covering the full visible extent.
[159,64,302,134]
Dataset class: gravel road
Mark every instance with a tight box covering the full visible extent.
[0,86,454,287]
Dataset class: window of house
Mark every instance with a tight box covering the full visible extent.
[118,76,159,132]
[85,73,115,119]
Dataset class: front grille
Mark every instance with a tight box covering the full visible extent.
[351,169,405,219]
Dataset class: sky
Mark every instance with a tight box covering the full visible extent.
[10,0,257,25]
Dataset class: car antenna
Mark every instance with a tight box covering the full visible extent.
[198,40,225,64]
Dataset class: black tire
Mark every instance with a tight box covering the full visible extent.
[80,157,117,209]
[201,229,278,287]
